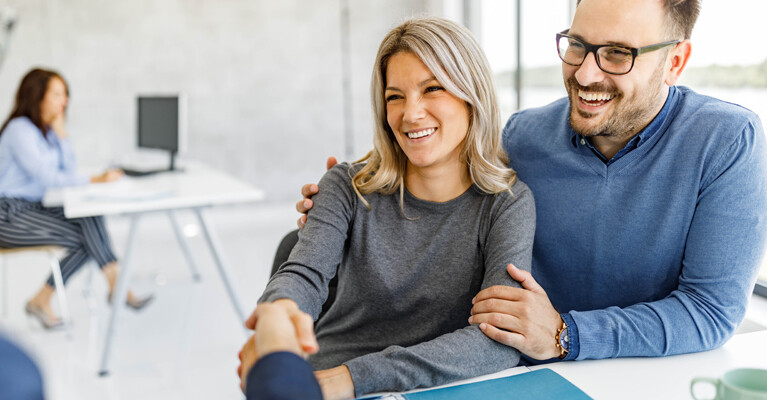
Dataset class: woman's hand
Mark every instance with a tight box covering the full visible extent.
[90,169,124,183]
[50,113,68,139]
[315,365,355,400]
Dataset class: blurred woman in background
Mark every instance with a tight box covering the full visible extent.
[0,68,151,329]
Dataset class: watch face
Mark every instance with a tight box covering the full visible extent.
[559,327,569,351]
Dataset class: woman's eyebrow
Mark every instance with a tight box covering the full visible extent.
[385,76,438,92]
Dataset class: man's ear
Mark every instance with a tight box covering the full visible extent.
[664,40,692,86]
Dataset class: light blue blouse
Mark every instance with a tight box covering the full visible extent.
[0,116,89,201]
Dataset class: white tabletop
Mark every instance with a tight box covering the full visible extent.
[528,330,767,399]
[43,162,265,218]
[377,331,767,399]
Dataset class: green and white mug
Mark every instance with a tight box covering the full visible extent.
[691,368,767,400]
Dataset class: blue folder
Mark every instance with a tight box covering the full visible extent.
[360,368,592,400]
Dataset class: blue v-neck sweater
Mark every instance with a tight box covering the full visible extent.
[504,86,767,360]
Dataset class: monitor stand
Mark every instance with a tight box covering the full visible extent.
[168,151,182,172]
[120,151,183,177]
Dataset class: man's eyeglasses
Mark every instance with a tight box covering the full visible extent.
[556,30,680,75]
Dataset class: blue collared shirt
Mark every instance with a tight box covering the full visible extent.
[0,116,89,201]
[0,334,43,400]
[504,86,767,361]
[574,87,677,165]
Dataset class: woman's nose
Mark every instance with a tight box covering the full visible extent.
[402,97,425,123]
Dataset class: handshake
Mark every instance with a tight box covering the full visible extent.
[237,300,319,395]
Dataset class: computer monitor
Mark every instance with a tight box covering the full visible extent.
[137,95,186,171]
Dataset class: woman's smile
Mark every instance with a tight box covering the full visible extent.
[405,127,437,140]
[385,52,469,171]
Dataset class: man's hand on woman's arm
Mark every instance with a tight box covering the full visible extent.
[469,263,564,360]
[296,156,338,228]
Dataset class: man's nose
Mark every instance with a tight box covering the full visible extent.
[574,52,607,87]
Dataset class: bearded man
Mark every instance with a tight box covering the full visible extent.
[469,0,767,362]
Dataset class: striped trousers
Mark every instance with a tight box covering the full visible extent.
[0,198,117,287]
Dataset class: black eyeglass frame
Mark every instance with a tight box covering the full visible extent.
[556,29,681,75]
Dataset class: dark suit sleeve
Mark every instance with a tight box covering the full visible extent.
[0,335,44,400]
[246,352,322,400]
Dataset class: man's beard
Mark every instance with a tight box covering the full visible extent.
[566,61,666,141]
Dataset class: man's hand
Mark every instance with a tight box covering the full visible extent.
[315,365,355,400]
[239,302,319,393]
[296,156,338,228]
[244,299,319,354]
[469,264,564,360]
[238,335,258,393]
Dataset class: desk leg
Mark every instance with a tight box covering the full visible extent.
[99,214,141,376]
[48,255,71,336]
[167,210,202,282]
[192,207,248,334]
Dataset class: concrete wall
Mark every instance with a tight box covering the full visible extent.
[0,0,438,201]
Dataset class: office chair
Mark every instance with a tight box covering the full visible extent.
[271,230,338,320]
[0,246,71,329]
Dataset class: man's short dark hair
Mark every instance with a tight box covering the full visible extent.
[665,0,700,39]
[576,0,700,40]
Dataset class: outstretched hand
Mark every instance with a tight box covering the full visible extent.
[244,299,319,354]
[239,301,319,393]
[296,156,338,228]
[469,264,564,360]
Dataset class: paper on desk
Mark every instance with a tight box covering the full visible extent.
[78,179,175,202]
[358,395,406,400]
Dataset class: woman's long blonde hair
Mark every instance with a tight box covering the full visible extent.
[352,17,516,208]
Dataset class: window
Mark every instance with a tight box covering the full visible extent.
[677,0,767,296]
[478,0,572,118]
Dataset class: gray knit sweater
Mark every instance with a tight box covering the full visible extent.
[260,163,535,396]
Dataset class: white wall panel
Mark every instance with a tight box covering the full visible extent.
[0,0,429,200]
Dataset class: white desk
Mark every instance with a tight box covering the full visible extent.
[380,330,767,399]
[530,330,767,399]
[44,162,264,376]
[52,164,263,218]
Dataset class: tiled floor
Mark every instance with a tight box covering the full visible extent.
[1,200,766,399]
[0,202,297,400]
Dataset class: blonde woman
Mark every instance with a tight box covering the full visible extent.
[250,17,535,399]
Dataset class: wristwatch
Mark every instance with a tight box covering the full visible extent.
[555,319,569,359]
